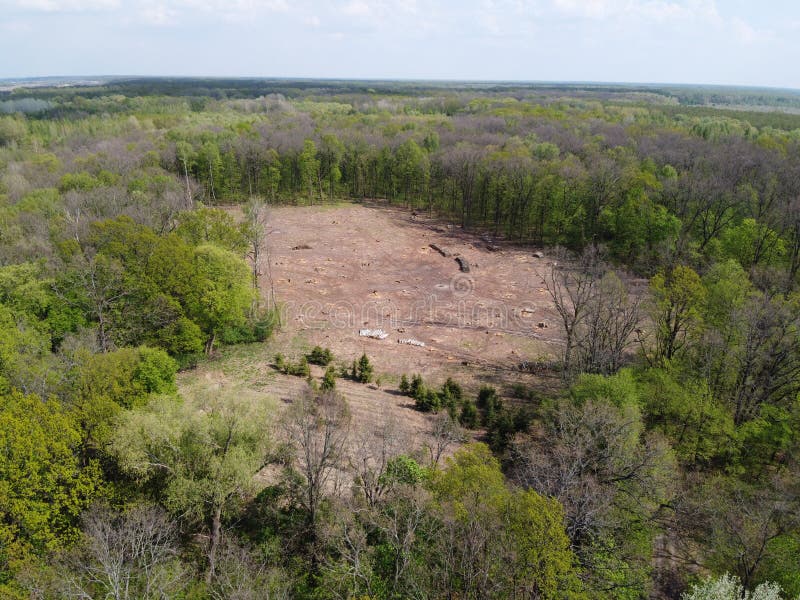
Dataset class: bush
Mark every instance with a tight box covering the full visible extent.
[409,374,424,397]
[251,310,279,341]
[477,385,498,407]
[441,377,463,403]
[295,356,310,378]
[477,386,503,426]
[415,388,441,412]
[509,382,534,401]
[487,407,533,454]
[274,353,311,377]
[307,346,333,366]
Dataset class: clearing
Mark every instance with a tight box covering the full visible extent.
[179,202,564,448]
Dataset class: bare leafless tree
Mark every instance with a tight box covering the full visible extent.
[208,539,291,600]
[426,412,465,467]
[509,398,676,592]
[59,504,187,600]
[349,416,408,508]
[282,387,351,542]
[578,271,642,374]
[543,245,605,377]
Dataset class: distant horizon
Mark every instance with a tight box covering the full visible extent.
[2,74,800,95]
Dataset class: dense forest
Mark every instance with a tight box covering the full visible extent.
[1,78,800,599]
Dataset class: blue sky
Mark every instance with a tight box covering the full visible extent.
[1,0,798,89]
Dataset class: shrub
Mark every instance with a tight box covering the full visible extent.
[295,356,310,378]
[409,374,424,398]
[307,346,333,366]
[415,388,441,413]
[477,385,499,409]
[441,377,463,402]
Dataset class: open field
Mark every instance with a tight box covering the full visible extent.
[179,202,565,446]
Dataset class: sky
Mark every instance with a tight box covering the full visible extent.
[1,0,799,89]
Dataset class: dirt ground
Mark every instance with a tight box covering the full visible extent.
[263,202,562,382]
[178,202,565,453]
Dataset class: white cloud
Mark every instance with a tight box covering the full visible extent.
[551,0,720,23]
[176,0,288,14]
[341,1,370,16]
[730,17,771,45]
[9,0,119,10]
[139,2,177,25]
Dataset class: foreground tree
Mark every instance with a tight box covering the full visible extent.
[429,443,585,599]
[282,387,351,548]
[58,504,187,600]
[113,393,271,583]
[510,377,677,596]
[0,391,102,583]
[682,573,795,600]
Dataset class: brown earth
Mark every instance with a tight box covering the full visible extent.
[178,202,565,451]
[263,202,562,382]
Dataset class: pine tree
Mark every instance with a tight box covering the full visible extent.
[321,365,337,391]
[357,353,373,384]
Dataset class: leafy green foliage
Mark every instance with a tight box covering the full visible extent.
[430,444,585,599]
[112,393,271,577]
[321,365,337,391]
[0,391,103,576]
[174,207,249,255]
[398,373,410,394]
[307,346,333,366]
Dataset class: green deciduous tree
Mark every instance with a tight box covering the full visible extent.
[298,139,320,203]
[190,244,257,353]
[650,265,706,365]
[430,443,585,599]
[0,391,103,579]
[112,393,271,583]
[511,383,677,597]
[175,207,249,255]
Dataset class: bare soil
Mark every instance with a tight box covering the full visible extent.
[178,202,565,450]
[264,202,562,382]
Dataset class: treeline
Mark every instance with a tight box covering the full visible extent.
[8,85,790,280]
